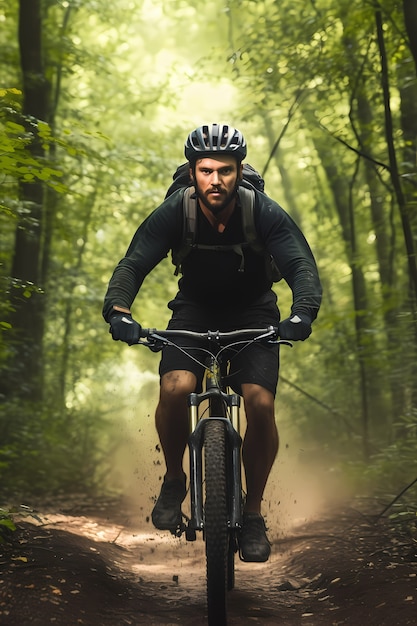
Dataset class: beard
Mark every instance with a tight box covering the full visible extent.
[194,182,239,215]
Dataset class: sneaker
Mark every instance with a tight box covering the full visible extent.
[151,474,186,531]
[238,512,271,562]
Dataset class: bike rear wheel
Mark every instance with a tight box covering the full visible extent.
[204,418,229,626]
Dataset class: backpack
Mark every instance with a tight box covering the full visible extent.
[166,163,282,282]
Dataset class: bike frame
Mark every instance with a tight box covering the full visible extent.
[138,326,285,539]
[137,326,289,625]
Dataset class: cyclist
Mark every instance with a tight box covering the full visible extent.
[103,123,322,562]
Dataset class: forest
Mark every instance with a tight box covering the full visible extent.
[1,0,417,516]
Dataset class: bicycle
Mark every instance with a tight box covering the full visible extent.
[138,325,291,626]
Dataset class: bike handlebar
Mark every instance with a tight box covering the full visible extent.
[139,325,279,342]
[137,326,293,353]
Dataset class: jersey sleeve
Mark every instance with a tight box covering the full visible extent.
[255,194,322,321]
[102,191,183,321]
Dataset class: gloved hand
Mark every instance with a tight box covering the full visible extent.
[279,314,312,341]
[109,313,141,345]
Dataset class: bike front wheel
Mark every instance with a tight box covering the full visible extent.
[204,418,229,626]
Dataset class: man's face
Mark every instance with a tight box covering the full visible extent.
[191,155,242,215]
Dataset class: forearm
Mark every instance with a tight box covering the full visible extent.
[286,262,322,321]
[102,262,144,322]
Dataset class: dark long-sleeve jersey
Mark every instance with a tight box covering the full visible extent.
[102,187,322,322]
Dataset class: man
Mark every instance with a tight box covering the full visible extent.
[103,123,322,562]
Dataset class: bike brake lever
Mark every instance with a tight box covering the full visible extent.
[277,339,293,347]
[137,338,165,352]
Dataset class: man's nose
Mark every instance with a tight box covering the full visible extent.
[211,171,220,185]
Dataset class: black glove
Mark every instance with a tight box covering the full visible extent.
[109,313,141,345]
[279,314,312,341]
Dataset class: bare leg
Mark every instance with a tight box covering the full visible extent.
[155,370,196,480]
[241,383,278,514]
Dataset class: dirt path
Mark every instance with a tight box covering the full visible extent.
[0,497,416,625]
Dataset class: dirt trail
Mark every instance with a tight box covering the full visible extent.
[0,496,416,626]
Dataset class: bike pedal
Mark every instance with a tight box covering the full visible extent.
[185,526,197,541]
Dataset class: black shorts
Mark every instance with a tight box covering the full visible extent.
[159,291,281,396]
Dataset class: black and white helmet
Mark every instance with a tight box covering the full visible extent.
[184,123,247,162]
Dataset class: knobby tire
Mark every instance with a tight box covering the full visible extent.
[204,419,229,626]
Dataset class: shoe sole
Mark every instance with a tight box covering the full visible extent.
[152,520,181,531]
[239,548,270,563]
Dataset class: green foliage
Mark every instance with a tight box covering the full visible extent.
[342,436,417,527]
[359,443,417,493]
[0,0,416,502]
[0,397,115,497]
[0,508,16,543]
[0,505,47,542]
[0,93,64,193]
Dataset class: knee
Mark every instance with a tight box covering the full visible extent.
[242,384,275,425]
[160,370,196,404]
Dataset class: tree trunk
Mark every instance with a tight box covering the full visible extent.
[323,160,371,459]
[4,0,50,401]
[375,10,417,306]
[263,116,304,228]
[403,0,417,77]
[354,90,405,438]
[397,48,417,417]
[306,121,372,458]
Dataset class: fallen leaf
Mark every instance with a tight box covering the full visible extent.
[51,587,62,596]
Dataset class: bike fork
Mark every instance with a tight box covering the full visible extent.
[186,392,243,537]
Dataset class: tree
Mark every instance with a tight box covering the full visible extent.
[1,0,415,498]
[1,0,50,402]
[220,0,417,452]
[403,0,417,76]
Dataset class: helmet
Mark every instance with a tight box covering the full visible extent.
[185,123,247,162]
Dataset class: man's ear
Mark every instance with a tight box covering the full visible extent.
[189,166,194,181]
[238,162,243,181]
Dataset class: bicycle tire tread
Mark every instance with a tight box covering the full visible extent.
[204,419,228,626]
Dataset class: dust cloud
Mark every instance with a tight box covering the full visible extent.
[104,368,163,524]
[104,366,351,538]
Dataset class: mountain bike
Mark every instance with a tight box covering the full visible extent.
[138,326,290,626]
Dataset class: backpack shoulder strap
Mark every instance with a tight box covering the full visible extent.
[238,186,263,253]
[173,186,197,276]
[183,186,197,246]
[238,186,282,282]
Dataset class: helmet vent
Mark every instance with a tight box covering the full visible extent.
[185,123,247,162]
